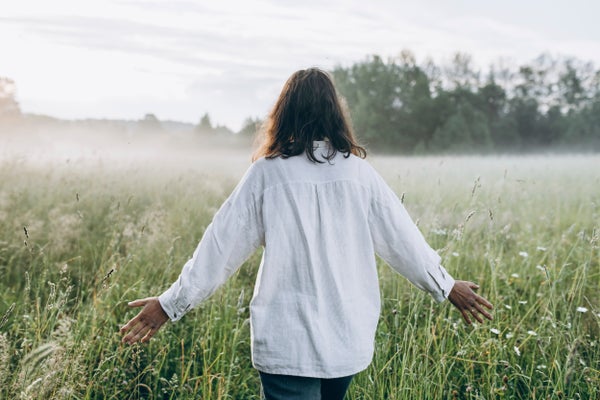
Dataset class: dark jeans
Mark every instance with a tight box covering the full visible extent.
[259,371,354,400]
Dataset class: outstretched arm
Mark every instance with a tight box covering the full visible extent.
[368,167,494,321]
[119,163,264,344]
[448,281,493,325]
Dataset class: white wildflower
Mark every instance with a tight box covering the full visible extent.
[536,364,547,369]
[511,273,519,278]
[514,346,521,356]
[490,328,500,335]
[576,307,588,313]
[452,252,460,257]
[536,246,547,251]
[518,301,528,305]
[504,304,512,310]
[505,333,514,339]
[527,330,537,336]
[518,251,528,258]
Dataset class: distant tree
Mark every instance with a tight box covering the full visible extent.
[196,113,213,133]
[513,54,557,108]
[556,58,593,112]
[509,63,548,147]
[393,50,435,150]
[562,98,600,150]
[213,124,234,136]
[591,70,600,100]
[430,102,492,152]
[430,110,472,152]
[333,55,402,148]
[333,53,434,152]
[0,77,21,121]
[443,52,480,90]
[238,117,262,137]
[478,74,519,148]
[507,97,540,147]
[138,113,163,132]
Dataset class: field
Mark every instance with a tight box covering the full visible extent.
[0,149,598,399]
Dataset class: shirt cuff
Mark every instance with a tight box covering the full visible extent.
[158,284,189,322]
[428,264,456,303]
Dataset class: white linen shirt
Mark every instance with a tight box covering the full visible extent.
[158,140,455,378]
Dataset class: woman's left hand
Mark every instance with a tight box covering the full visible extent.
[120,297,169,344]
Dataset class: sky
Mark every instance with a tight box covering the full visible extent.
[1,0,600,131]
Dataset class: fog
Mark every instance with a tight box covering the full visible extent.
[0,121,256,178]
[3,121,598,187]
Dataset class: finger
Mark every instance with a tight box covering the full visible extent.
[470,307,484,323]
[468,282,480,290]
[474,302,493,321]
[121,326,139,344]
[122,320,146,344]
[128,298,149,308]
[477,295,494,310]
[127,325,152,345]
[120,314,141,334]
[140,327,157,343]
[481,309,493,321]
[460,309,472,325]
[128,326,152,344]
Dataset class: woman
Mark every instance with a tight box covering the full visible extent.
[120,68,493,399]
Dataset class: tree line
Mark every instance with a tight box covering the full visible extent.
[3,50,600,153]
[332,51,600,153]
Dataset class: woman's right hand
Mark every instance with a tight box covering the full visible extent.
[448,281,493,325]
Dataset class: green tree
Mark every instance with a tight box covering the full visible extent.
[333,52,433,152]
[508,63,547,148]
[556,58,593,112]
[393,50,435,151]
[138,113,163,132]
[562,98,600,150]
[478,74,519,149]
[238,117,262,137]
[0,77,21,121]
[430,102,492,152]
[443,52,480,91]
[333,55,402,149]
[196,113,213,134]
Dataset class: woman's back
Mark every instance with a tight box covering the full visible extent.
[251,141,380,377]
[236,139,453,377]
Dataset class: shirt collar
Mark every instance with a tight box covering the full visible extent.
[312,139,330,149]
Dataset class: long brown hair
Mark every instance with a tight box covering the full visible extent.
[253,68,366,163]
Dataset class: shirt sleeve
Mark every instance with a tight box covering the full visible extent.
[368,169,455,303]
[158,164,265,321]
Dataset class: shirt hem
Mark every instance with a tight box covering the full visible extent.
[252,358,372,379]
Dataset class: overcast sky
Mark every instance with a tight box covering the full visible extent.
[1,0,599,130]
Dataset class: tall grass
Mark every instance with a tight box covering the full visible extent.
[0,154,598,399]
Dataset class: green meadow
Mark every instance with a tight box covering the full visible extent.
[0,152,598,399]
